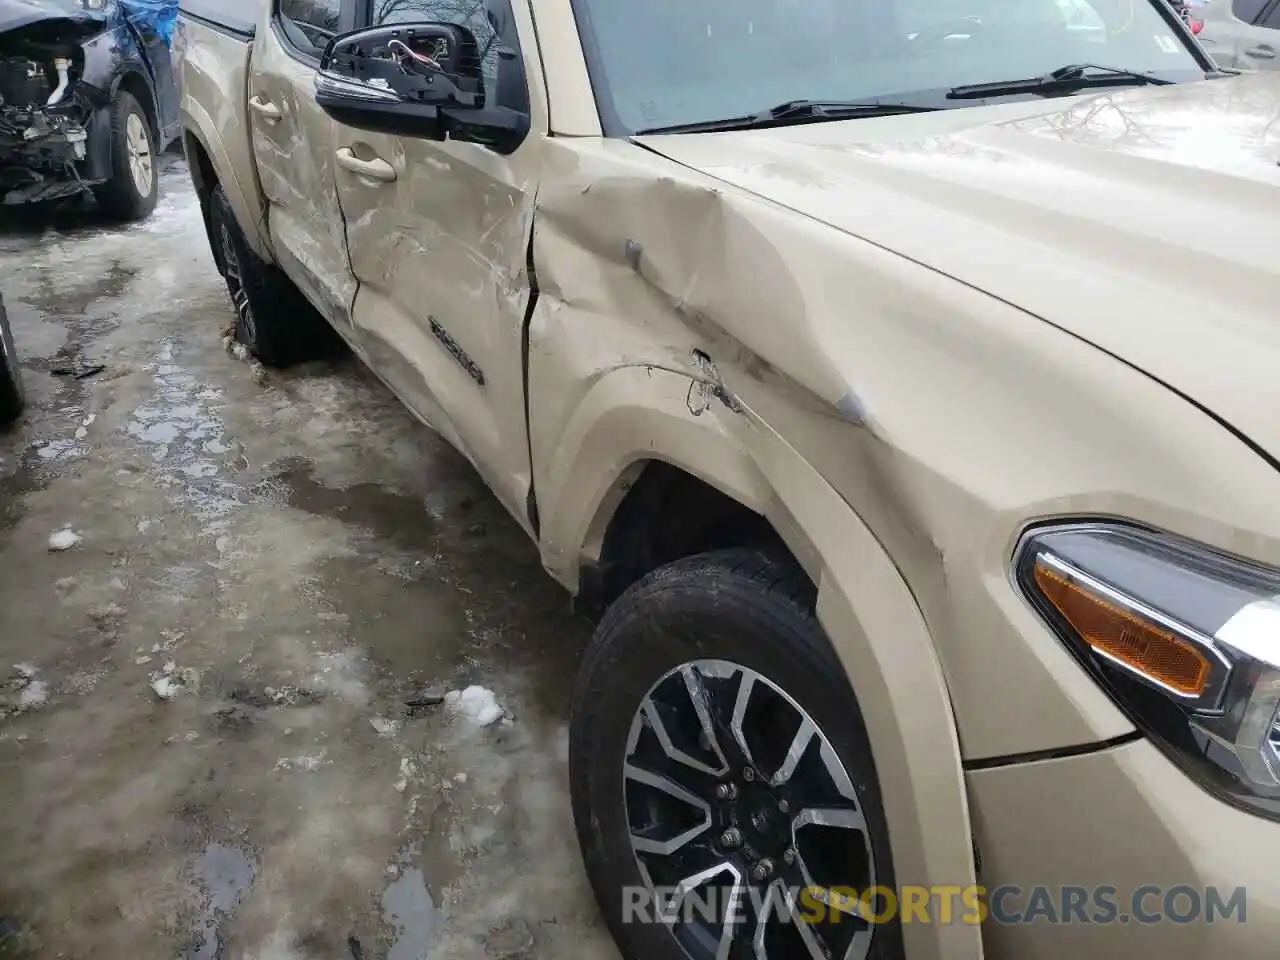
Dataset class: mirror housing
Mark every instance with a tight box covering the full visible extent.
[314,22,530,154]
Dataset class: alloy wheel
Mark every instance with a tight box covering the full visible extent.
[219,222,256,346]
[125,112,153,199]
[624,659,877,960]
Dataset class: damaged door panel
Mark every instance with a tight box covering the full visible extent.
[245,0,356,330]
[0,0,178,213]
[332,0,543,528]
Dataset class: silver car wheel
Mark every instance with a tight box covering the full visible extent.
[125,112,153,198]
[624,659,877,960]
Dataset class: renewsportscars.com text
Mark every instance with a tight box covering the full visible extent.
[622,884,1248,926]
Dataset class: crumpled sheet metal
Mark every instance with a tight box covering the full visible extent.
[120,0,178,44]
[530,141,857,437]
[524,138,1174,763]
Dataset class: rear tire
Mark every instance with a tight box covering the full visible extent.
[206,185,342,367]
[92,91,158,222]
[570,548,903,960]
[0,295,25,427]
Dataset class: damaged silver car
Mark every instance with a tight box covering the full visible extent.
[0,0,179,220]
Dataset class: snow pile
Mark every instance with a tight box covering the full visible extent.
[224,337,268,385]
[18,669,47,708]
[369,716,401,738]
[3,664,48,716]
[18,681,47,708]
[48,528,83,551]
[150,675,182,700]
[394,757,416,793]
[445,686,505,727]
[149,660,197,700]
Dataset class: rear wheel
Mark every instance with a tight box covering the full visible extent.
[571,549,903,960]
[0,295,25,427]
[206,185,342,367]
[92,91,158,222]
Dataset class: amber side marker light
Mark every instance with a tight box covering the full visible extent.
[1033,558,1212,698]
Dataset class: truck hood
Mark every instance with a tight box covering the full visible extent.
[636,72,1280,463]
[0,0,109,36]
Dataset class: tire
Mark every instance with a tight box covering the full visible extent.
[92,91,159,222]
[571,549,904,960]
[0,295,24,427]
[206,185,342,367]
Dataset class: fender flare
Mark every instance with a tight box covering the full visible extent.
[745,409,983,960]
[178,114,273,263]
[109,67,158,128]
[540,364,982,959]
[538,364,774,586]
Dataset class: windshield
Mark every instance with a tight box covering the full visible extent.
[572,0,1207,134]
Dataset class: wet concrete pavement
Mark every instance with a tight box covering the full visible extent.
[0,154,619,960]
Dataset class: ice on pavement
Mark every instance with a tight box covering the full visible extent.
[18,680,47,708]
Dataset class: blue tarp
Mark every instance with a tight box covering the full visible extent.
[120,0,179,45]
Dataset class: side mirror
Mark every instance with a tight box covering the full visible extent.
[314,22,530,154]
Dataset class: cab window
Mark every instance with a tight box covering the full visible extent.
[575,0,1206,135]
[279,0,343,58]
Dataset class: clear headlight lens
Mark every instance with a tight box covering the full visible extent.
[1016,522,1280,819]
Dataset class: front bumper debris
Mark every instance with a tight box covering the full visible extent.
[0,103,90,204]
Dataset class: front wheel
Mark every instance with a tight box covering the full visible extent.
[205,184,342,367]
[92,91,158,222]
[570,549,903,960]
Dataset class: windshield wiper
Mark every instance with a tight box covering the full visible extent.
[635,99,941,135]
[947,63,1174,100]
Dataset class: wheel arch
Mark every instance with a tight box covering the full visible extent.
[183,127,218,198]
[540,364,982,959]
[112,68,159,146]
[182,126,225,272]
[177,115,273,263]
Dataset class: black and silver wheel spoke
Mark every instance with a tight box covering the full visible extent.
[678,665,732,773]
[219,225,239,283]
[771,718,816,787]
[625,763,712,857]
[667,859,746,960]
[784,881,873,960]
[625,660,878,960]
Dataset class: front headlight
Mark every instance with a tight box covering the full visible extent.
[1016,522,1280,819]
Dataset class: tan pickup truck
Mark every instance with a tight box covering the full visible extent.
[175,1,1280,957]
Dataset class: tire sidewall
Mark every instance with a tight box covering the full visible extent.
[0,299,25,424]
[571,554,903,960]
[99,91,158,220]
[207,187,261,354]
[202,185,342,368]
